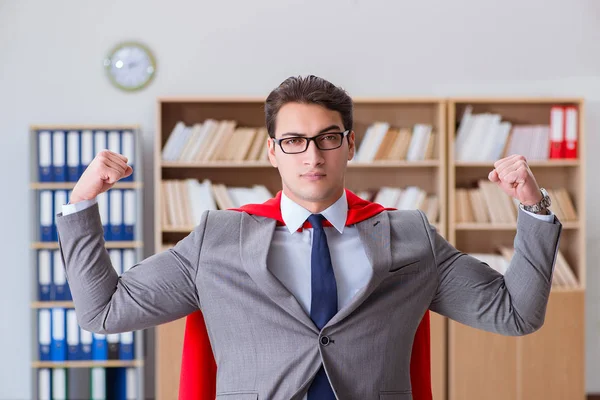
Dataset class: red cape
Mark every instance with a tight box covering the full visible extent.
[179,189,432,399]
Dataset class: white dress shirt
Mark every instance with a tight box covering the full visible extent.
[62,191,553,398]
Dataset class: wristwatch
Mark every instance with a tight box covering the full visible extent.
[519,187,551,214]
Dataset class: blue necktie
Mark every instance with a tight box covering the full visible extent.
[307,214,337,400]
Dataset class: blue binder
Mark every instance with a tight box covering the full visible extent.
[80,130,94,176]
[67,130,81,182]
[38,250,52,301]
[123,190,135,241]
[38,130,53,182]
[108,190,123,241]
[80,328,93,360]
[121,130,135,182]
[92,333,108,360]
[106,368,128,400]
[50,308,66,361]
[66,309,80,361]
[52,250,69,301]
[53,190,67,242]
[40,190,54,242]
[38,309,52,361]
[119,332,134,360]
[52,131,67,182]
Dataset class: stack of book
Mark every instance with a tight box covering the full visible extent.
[470,246,578,288]
[455,181,577,224]
[356,186,439,224]
[455,105,579,161]
[352,122,436,162]
[161,120,269,163]
[161,179,273,229]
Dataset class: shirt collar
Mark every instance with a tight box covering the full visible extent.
[280,190,348,234]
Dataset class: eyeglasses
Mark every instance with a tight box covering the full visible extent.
[272,130,350,154]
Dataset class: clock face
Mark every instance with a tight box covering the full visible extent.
[104,42,156,91]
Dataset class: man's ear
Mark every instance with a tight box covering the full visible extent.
[347,130,356,160]
[267,137,278,168]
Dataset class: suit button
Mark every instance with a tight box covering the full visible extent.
[320,336,331,346]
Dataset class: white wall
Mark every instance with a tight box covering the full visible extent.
[1,0,599,398]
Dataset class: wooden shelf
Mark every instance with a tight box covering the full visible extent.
[31,301,74,309]
[455,160,580,168]
[30,124,140,130]
[162,161,440,168]
[30,182,143,190]
[32,360,143,369]
[31,241,143,250]
[455,221,580,231]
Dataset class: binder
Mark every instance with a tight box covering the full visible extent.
[50,308,66,361]
[38,309,52,361]
[66,309,80,360]
[38,250,52,301]
[121,130,135,181]
[67,130,81,182]
[81,130,94,176]
[68,368,91,400]
[107,368,128,400]
[97,192,109,241]
[52,368,67,400]
[122,249,136,273]
[53,190,67,242]
[123,190,135,241]
[109,249,122,275]
[92,333,108,360]
[38,368,51,400]
[564,106,578,158]
[38,131,53,182]
[94,130,108,157]
[108,130,121,156]
[119,331,134,360]
[52,131,67,182]
[107,333,120,360]
[91,367,107,400]
[109,189,123,240]
[549,106,565,159]
[80,327,93,360]
[53,250,70,301]
[40,190,54,242]
[126,367,137,400]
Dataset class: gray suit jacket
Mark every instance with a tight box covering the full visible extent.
[56,204,562,400]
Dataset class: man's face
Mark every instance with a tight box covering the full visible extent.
[268,102,355,211]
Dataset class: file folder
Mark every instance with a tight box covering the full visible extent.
[98,192,109,241]
[53,190,67,242]
[107,333,120,360]
[119,332,134,360]
[68,368,91,400]
[38,368,51,400]
[67,130,81,182]
[38,309,52,361]
[94,130,107,156]
[38,131,53,182]
[38,250,52,301]
[91,367,107,400]
[52,368,67,400]
[52,131,67,182]
[50,308,66,361]
[108,130,121,155]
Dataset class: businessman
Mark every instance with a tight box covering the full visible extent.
[56,75,561,400]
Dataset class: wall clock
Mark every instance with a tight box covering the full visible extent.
[104,41,156,91]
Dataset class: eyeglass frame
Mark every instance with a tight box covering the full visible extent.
[271,129,351,154]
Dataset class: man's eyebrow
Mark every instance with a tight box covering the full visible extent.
[280,125,342,138]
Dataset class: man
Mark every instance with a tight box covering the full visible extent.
[57,75,561,400]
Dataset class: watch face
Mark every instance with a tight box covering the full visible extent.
[104,42,156,91]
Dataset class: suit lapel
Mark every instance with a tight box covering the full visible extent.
[325,212,392,329]
[239,212,319,334]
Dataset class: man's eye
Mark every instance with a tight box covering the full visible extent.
[283,138,302,145]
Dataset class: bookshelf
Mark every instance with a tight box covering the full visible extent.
[447,98,586,400]
[30,125,145,399]
[154,97,448,400]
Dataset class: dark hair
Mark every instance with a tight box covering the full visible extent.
[264,75,353,138]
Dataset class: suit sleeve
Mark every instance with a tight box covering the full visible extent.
[56,202,207,334]
[423,209,562,336]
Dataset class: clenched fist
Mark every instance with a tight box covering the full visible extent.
[488,154,543,207]
[70,150,133,204]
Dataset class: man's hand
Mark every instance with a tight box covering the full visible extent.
[70,150,133,204]
[488,154,543,206]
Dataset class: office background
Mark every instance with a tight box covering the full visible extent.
[1,0,599,398]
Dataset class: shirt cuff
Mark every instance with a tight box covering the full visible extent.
[62,198,98,216]
[522,208,555,223]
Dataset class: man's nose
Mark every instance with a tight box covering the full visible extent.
[304,140,324,164]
